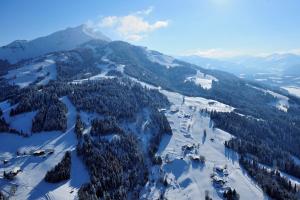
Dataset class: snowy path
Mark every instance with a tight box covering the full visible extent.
[0,97,89,200]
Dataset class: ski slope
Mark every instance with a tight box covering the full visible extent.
[140,88,268,200]
[4,58,57,88]
[0,97,89,200]
[184,70,218,90]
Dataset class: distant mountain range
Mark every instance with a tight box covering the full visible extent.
[179,53,300,87]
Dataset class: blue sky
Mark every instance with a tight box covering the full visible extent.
[1,0,300,57]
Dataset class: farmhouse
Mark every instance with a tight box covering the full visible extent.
[4,167,22,179]
[33,150,45,156]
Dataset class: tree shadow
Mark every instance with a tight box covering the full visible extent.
[191,160,205,171]
[28,179,65,200]
[157,134,172,154]
[69,150,90,189]
[202,132,207,144]
[163,159,188,178]
[224,147,239,164]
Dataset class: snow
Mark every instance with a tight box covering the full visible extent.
[140,85,267,200]
[0,96,89,200]
[65,72,267,199]
[256,162,300,187]
[147,50,180,69]
[0,100,12,122]
[184,70,218,90]
[0,24,110,64]
[0,100,36,135]
[72,61,125,84]
[282,86,300,98]
[249,84,289,112]
[4,59,56,88]
[120,108,155,153]
[9,111,37,135]
[184,96,233,113]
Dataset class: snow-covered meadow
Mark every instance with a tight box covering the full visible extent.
[0,97,89,200]
[4,58,57,88]
[184,70,218,90]
[248,84,290,112]
[140,86,268,200]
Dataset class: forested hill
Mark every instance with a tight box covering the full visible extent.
[1,28,300,199]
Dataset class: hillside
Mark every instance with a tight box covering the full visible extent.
[0,26,300,200]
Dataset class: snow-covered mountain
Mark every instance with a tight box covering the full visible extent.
[180,53,300,76]
[1,26,300,200]
[0,24,110,64]
[180,54,300,92]
[228,53,300,74]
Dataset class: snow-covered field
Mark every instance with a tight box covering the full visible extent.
[140,88,268,200]
[249,84,289,112]
[72,59,125,84]
[0,67,284,200]
[0,97,89,200]
[282,86,300,98]
[64,73,265,199]
[4,58,57,88]
[184,70,218,90]
[147,50,180,69]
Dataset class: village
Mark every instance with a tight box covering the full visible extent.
[1,148,55,180]
[140,90,257,200]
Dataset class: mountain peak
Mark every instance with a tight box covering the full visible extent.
[0,25,110,63]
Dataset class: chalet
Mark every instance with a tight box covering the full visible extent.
[47,149,55,155]
[33,150,45,156]
[182,144,194,151]
[214,165,226,173]
[189,155,205,163]
[189,155,200,161]
[212,176,226,186]
[183,113,191,119]
[4,167,22,179]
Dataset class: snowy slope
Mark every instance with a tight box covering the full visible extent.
[184,70,218,90]
[72,58,125,84]
[0,24,110,64]
[146,50,180,69]
[248,84,289,112]
[140,88,268,200]
[4,56,57,88]
[0,97,89,200]
[123,77,267,199]
[282,86,300,98]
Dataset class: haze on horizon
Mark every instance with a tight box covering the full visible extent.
[1,0,300,58]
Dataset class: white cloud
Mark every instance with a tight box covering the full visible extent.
[135,6,154,15]
[88,7,169,42]
[277,49,300,55]
[116,15,168,37]
[99,16,118,27]
[126,34,144,41]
